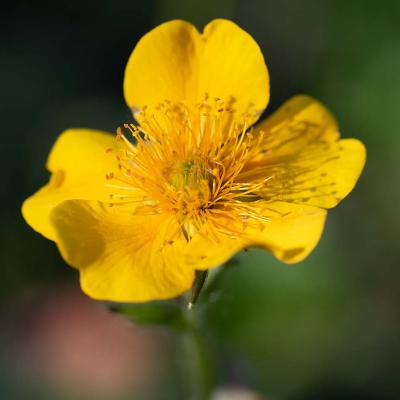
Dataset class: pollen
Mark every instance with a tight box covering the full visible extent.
[105,97,272,241]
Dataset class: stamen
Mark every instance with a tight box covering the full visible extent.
[104,97,290,240]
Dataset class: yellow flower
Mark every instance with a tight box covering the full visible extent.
[22,20,366,302]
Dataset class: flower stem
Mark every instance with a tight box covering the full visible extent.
[184,308,213,400]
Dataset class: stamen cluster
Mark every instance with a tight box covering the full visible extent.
[105,97,272,240]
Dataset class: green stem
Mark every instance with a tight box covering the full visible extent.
[184,308,213,400]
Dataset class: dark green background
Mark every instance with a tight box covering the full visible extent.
[1,0,399,399]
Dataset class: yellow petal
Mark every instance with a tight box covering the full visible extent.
[124,19,269,121]
[50,200,194,302]
[249,95,340,161]
[22,129,118,240]
[185,229,245,270]
[245,202,327,263]
[186,201,327,267]
[242,95,366,208]
[279,138,366,208]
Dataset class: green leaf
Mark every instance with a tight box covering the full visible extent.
[107,301,188,330]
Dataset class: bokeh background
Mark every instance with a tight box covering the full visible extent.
[2,0,399,399]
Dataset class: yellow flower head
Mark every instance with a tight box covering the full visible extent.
[22,20,366,302]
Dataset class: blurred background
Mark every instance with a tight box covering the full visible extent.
[1,0,399,399]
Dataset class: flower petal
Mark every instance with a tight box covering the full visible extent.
[242,95,366,208]
[260,95,339,145]
[124,19,269,121]
[245,202,327,263]
[186,202,327,267]
[185,229,245,270]
[22,129,118,240]
[50,200,195,302]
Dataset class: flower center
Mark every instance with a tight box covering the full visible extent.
[105,97,272,240]
[167,159,210,192]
